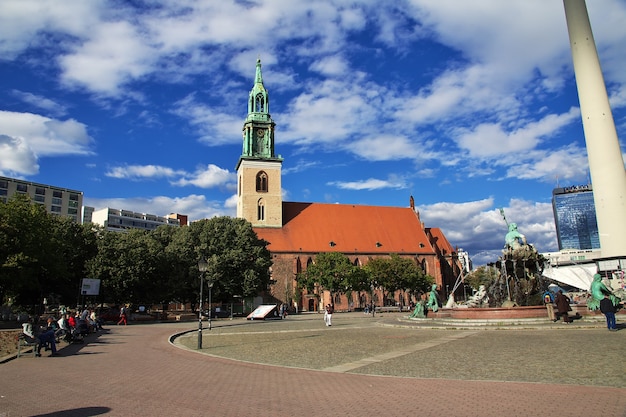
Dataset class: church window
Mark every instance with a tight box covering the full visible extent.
[255,94,264,112]
[256,171,268,192]
[257,199,265,221]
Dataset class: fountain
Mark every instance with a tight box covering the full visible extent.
[421,210,551,320]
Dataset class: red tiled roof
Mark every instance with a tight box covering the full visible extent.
[253,202,433,255]
[426,227,456,255]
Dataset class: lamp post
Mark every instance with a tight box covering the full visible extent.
[197,257,208,350]
[207,280,214,331]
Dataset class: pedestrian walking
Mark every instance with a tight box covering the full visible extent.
[117,305,128,325]
[599,295,618,331]
[554,290,571,324]
[324,303,334,326]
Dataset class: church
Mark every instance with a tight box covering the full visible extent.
[236,59,462,312]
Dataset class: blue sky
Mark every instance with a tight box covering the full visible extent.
[1,0,625,266]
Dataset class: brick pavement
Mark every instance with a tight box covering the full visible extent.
[0,317,624,417]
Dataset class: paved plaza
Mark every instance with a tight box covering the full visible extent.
[0,313,624,417]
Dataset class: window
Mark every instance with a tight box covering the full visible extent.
[69,200,78,208]
[52,197,62,205]
[68,208,78,215]
[257,199,265,221]
[16,184,27,192]
[69,193,79,201]
[51,205,62,213]
[0,180,7,189]
[256,171,268,192]
[255,94,264,112]
[53,190,62,198]
[34,195,45,203]
[35,187,45,195]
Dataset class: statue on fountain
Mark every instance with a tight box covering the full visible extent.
[426,284,441,313]
[466,285,489,307]
[505,223,527,250]
[409,299,426,318]
[588,273,621,311]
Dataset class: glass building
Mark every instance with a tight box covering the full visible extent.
[552,185,600,251]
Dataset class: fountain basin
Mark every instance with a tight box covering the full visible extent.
[427,304,603,320]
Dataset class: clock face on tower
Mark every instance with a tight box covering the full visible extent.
[256,129,265,137]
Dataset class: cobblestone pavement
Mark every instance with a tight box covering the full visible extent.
[0,313,624,417]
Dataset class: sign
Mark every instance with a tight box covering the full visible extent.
[81,278,101,296]
[247,304,279,320]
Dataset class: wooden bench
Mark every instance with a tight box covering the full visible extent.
[17,333,39,358]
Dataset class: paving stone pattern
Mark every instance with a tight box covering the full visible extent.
[0,313,624,417]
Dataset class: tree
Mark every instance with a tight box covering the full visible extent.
[186,217,272,302]
[300,252,358,301]
[364,254,432,305]
[0,194,56,309]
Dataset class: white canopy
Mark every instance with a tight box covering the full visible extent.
[542,263,596,291]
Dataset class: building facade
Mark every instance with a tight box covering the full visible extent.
[235,60,463,311]
[0,176,83,223]
[89,207,181,232]
[552,185,600,251]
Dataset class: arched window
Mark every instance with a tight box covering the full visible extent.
[257,199,265,221]
[256,171,268,192]
[255,94,264,112]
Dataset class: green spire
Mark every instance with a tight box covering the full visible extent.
[239,59,280,161]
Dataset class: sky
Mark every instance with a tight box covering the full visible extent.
[1,0,625,266]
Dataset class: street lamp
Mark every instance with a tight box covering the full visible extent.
[197,257,208,349]
[207,279,214,330]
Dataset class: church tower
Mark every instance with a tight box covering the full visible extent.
[236,59,283,228]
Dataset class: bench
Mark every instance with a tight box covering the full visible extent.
[375,306,401,313]
[17,333,39,358]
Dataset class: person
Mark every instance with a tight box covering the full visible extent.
[24,319,58,356]
[90,309,104,330]
[543,290,556,321]
[554,290,571,324]
[324,303,334,326]
[117,305,127,325]
[599,295,618,331]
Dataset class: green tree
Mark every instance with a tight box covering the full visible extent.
[464,265,499,293]
[300,252,358,301]
[0,194,56,309]
[186,217,272,302]
[364,254,432,305]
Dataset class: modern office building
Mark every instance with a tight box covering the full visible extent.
[552,185,600,251]
[89,207,181,232]
[0,176,83,223]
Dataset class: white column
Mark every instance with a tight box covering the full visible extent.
[563,0,626,257]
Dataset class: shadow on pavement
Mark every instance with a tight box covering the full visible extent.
[31,406,111,416]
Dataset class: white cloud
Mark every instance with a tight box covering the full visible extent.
[309,55,350,77]
[329,176,408,191]
[10,90,67,117]
[0,134,39,176]
[172,94,242,146]
[417,197,557,266]
[106,163,235,190]
[0,0,100,59]
[454,108,580,158]
[172,164,235,189]
[105,165,185,180]
[59,21,156,95]
[0,111,93,175]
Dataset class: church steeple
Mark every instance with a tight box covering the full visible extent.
[240,58,279,160]
[236,59,283,228]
